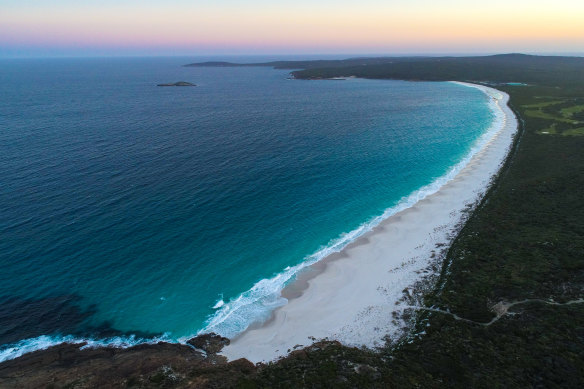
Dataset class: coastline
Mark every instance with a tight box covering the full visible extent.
[0,80,508,365]
[220,82,518,363]
[3,54,580,388]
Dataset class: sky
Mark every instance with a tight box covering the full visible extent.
[1,0,583,57]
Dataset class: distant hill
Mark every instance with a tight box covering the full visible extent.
[186,54,584,88]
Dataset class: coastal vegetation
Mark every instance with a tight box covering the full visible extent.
[1,54,583,387]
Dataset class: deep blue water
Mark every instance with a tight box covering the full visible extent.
[0,57,494,359]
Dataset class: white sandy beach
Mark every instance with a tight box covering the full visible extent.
[221,82,518,363]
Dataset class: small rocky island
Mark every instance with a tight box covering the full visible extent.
[157,81,196,87]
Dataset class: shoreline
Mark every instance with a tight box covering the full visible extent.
[0,82,516,365]
[220,82,518,363]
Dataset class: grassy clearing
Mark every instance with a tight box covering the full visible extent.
[562,127,584,136]
[524,109,577,123]
[537,123,558,135]
[523,99,584,135]
[523,100,565,109]
[561,104,584,118]
[538,124,584,136]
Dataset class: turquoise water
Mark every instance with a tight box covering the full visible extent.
[0,57,494,360]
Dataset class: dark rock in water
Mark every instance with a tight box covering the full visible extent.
[187,333,230,354]
[157,81,196,87]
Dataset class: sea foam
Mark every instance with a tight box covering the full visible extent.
[0,333,171,364]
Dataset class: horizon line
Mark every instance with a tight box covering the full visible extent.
[1,51,584,60]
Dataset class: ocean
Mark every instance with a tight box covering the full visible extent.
[0,57,494,360]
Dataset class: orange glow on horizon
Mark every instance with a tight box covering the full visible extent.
[1,1,583,54]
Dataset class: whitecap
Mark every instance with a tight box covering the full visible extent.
[212,299,225,309]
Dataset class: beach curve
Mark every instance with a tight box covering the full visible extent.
[219,82,519,363]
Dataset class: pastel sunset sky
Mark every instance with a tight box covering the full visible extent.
[1,0,583,57]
